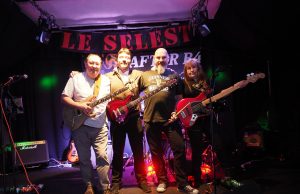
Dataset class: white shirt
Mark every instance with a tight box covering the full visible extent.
[117,68,129,84]
[62,72,110,128]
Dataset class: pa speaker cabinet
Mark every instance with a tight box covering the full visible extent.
[7,140,49,167]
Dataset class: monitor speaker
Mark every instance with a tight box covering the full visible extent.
[5,140,49,167]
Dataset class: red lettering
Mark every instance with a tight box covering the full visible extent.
[120,34,133,49]
[134,33,148,50]
[61,32,75,49]
[165,27,178,46]
[104,35,117,51]
[149,31,163,49]
[178,25,191,43]
[78,34,91,51]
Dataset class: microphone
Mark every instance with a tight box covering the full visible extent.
[9,74,28,80]
[2,74,29,87]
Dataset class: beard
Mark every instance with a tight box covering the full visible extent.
[156,64,166,74]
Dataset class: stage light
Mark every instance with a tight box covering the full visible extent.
[198,24,211,37]
[36,30,51,44]
[146,164,156,176]
[39,75,58,90]
[191,0,211,37]
[35,15,57,44]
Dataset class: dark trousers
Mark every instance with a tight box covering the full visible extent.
[144,121,188,187]
[187,118,210,186]
[110,113,147,186]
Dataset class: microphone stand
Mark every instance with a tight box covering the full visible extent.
[0,80,9,193]
[208,70,218,194]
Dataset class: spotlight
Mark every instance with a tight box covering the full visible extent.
[36,16,55,44]
[36,30,51,44]
[190,0,211,37]
[198,24,211,37]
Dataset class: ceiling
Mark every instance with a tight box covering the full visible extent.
[0,0,272,68]
[15,0,221,31]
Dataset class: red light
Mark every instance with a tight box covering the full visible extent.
[201,163,212,174]
[147,165,153,172]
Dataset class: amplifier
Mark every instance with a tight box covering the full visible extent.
[6,140,49,167]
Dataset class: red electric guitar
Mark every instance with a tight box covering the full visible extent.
[67,140,79,163]
[106,78,178,124]
[176,73,265,128]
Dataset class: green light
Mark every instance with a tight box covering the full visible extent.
[257,115,270,131]
[206,68,229,83]
[15,140,46,146]
[39,75,58,90]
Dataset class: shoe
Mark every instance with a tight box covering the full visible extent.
[110,183,120,194]
[156,183,167,193]
[178,185,199,194]
[84,185,94,194]
[138,182,151,193]
[103,189,111,194]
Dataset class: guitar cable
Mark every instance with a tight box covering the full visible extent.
[0,99,40,194]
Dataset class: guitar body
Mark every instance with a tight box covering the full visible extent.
[107,78,178,124]
[176,73,266,128]
[176,92,207,128]
[63,106,88,131]
[67,140,79,163]
[106,95,131,123]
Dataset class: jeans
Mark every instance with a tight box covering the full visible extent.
[73,125,110,190]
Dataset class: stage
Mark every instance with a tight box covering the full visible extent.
[2,157,299,194]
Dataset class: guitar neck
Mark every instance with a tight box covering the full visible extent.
[90,86,129,107]
[127,79,177,109]
[202,82,245,106]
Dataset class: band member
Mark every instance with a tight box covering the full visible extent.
[106,48,150,194]
[61,53,111,194]
[171,58,211,188]
[138,48,199,194]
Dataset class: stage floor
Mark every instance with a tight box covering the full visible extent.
[2,158,300,194]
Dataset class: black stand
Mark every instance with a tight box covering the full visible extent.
[0,76,42,194]
[0,84,6,193]
[208,69,219,194]
[0,78,12,194]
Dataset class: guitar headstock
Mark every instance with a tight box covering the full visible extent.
[234,72,265,89]
[246,72,265,83]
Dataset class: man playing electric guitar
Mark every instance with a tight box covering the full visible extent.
[105,48,151,194]
[61,53,111,194]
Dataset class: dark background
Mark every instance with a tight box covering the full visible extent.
[1,0,298,166]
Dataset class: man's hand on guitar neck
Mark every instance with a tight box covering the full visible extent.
[126,81,138,92]
[168,111,178,123]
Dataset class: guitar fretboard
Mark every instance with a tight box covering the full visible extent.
[126,79,177,109]
[90,86,129,107]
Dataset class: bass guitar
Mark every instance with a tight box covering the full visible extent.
[106,78,178,124]
[67,140,79,163]
[63,85,130,131]
[176,73,265,128]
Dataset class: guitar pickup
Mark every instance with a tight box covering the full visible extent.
[180,112,186,118]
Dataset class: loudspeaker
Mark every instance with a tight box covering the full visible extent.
[6,140,49,167]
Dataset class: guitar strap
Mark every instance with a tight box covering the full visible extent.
[93,75,102,97]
